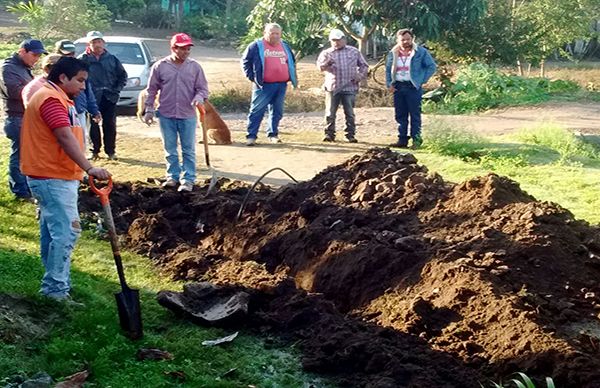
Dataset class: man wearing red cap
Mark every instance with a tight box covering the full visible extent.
[143,33,209,192]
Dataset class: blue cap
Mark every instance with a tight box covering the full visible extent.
[20,39,48,54]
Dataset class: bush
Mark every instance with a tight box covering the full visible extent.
[181,11,250,40]
[425,63,580,114]
[126,6,173,29]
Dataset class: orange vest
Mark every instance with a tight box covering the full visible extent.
[21,82,84,181]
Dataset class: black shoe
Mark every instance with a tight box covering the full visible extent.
[346,137,358,143]
[389,142,408,148]
[107,154,118,160]
[16,194,35,204]
[91,153,100,160]
[322,135,335,142]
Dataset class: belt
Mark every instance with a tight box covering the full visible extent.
[396,81,413,86]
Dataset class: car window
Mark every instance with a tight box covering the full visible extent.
[74,42,146,65]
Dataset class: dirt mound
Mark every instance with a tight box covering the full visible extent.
[79,148,600,387]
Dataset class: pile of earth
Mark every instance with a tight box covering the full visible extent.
[79,148,600,387]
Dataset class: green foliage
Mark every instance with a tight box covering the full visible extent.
[374,0,486,41]
[482,372,556,387]
[180,1,252,39]
[0,43,19,58]
[423,120,487,160]
[243,0,327,59]
[97,0,143,18]
[515,122,599,164]
[426,63,580,113]
[7,0,112,39]
[125,5,173,29]
[514,0,600,62]
[6,0,44,36]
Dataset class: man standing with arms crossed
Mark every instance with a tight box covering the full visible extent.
[316,29,369,143]
[241,22,297,146]
[20,56,110,302]
[78,31,127,160]
[0,39,47,201]
[143,33,209,192]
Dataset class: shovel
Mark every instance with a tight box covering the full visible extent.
[197,104,218,195]
[89,176,143,340]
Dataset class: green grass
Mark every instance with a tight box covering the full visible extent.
[0,138,330,386]
[415,120,600,224]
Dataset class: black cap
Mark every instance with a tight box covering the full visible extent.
[20,39,48,54]
[55,39,76,55]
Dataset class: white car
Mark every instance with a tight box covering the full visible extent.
[75,36,154,107]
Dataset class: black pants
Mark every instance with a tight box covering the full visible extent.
[90,96,117,155]
[324,91,356,139]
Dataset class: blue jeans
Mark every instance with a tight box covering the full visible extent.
[3,116,30,198]
[393,81,422,145]
[27,178,81,299]
[157,112,197,184]
[246,82,287,139]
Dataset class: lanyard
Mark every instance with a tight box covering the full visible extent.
[399,50,411,67]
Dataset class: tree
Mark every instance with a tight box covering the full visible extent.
[513,0,600,76]
[8,0,112,39]
[244,0,488,59]
[243,0,328,59]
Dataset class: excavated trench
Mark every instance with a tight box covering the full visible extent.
[79,148,600,387]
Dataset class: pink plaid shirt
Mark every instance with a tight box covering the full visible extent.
[316,45,369,93]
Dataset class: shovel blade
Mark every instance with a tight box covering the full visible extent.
[115,288,143,340]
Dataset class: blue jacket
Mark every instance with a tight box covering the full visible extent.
[74,79,100,115]
[385,45,436,90]
[241,39,297,88]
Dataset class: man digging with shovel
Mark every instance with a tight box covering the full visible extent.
[20,57,111,305]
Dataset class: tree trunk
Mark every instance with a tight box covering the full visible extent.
[225,0,232,21]
[175,0,184,30]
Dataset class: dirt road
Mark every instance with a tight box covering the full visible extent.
[115,40,600,185]
[115,101,600,186]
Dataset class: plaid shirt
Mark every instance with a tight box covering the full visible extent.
[316,45,369,93]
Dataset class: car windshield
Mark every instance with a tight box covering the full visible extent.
[74,42,146,65]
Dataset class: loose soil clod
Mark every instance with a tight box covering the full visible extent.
[79,147,600,387]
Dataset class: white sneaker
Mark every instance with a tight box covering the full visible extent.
[161,178,178,188]
[177,182,193,192]
[269,136,282,144]
[246,138,256,146]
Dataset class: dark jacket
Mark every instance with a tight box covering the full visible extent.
[241,39,297,88]
[0,53,33,117]
[78,50,127,104]
[74,79,100,115]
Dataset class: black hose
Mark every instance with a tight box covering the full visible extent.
[235,167,298,222]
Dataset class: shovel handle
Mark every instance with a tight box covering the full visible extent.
[197,104,210,167]
[89,176,113,206]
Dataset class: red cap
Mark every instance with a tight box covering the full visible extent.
[170,33,194,47]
